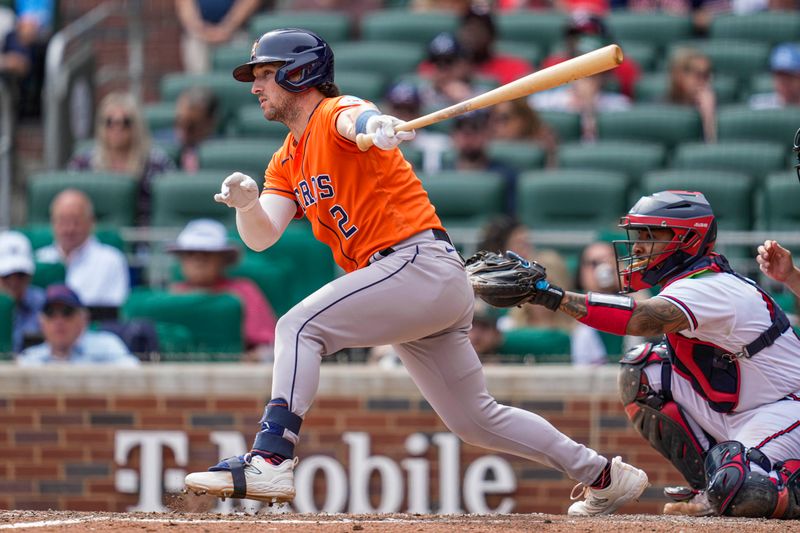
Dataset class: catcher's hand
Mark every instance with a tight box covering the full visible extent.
[465,250,548,308]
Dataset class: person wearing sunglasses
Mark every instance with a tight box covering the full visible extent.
[0,231,45,354]
[16,285,138,366]
[667,47,716,143]
[749,43,800,111]
[67,91,175,224]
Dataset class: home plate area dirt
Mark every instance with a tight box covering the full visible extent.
[1,510,797,532]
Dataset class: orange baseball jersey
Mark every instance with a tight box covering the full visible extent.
[262,96,444,273]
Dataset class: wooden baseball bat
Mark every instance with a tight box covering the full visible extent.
[356,44,624,151]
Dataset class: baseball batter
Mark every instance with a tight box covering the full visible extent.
[469,191,800,518]
[183,28,648,515]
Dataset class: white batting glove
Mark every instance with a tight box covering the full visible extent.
[365,114,416,150]
[214,172,260,211]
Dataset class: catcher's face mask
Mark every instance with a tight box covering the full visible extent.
[613,223,688,293]
[794,127,800,183]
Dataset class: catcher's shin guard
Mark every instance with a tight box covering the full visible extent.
[619,342,707,489]
[706,443,800,519]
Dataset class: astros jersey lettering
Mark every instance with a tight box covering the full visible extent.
[263,96,444,272]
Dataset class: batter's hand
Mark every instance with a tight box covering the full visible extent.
[365,114,415,150]
[214,172,260,211]
[756,240,794,282]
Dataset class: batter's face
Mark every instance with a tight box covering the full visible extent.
[251,63,298,124]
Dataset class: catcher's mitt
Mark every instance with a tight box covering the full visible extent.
[465,250,547,308]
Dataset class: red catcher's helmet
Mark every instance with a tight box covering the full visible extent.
[614,190,717,293]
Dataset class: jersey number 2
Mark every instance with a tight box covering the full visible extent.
[330,205,358,239]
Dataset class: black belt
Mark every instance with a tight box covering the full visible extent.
[378,229,452,258]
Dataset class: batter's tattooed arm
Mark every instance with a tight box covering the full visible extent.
[558,292,587,319]
[627,298,689,336]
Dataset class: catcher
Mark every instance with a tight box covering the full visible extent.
[467,190,800,518]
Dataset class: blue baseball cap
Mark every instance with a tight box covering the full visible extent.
[770,43,800,74]
[44,285,84,309]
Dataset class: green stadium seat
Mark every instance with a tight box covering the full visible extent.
[640,170,753,230]
[361,10,458,44]
[759,171,800,230]
[31,261,66,289]
[228,256,296,316]
[497,11,569,52]
[557,141,666,183]
[634,72,738,105]
[335,70,387,102]
[333,42,425,79]
[400,145,424,170]
[498,328,571,363]
[606,13,692,49]
[247,222,338,306]
[488,140,546,173]
[710,12,800,46]
[249,11,352,43]
[672,141,786,181]
[27,171,138,227]
[160,72,246,126]
[0,293,13,358]
[718,106,800,144]
[153,322,196,360]
[745,73,775,100]
[151,171,235,228]
[597,105,703,148]
[537,110,581,143]
[420,170,505,230]
[122,290,243,356]
[197,138,283,178]
[496,41,543,67]
[618,41,659,72]
[144,102,176,133]
[516,170,629,231]
[212,43,250,72]
[230,107,289,139]
[670,40,770,84]
[19,225,125,254]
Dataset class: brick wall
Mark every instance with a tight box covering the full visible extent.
[0,365,685,514]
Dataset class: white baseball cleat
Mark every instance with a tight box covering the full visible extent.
[184,453,298,503]
[567,456,649,516]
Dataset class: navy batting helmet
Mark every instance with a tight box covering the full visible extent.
[232,28,334,93]
[614,190,717,292]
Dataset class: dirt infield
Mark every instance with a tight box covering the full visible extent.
[1,510,797,532]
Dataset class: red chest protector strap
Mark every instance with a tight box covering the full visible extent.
[664,254,792,413]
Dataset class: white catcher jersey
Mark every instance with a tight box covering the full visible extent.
[655,271,800,411]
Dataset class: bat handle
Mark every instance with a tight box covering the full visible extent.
[356,133,375,152]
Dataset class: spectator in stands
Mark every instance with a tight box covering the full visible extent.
[530,71,630,142]
[477,216,573,333]
[411,0,471,11]
[175,0,262,74]
[383,80,450,174]
[417,32,480,110]
[168,218,277,361]
[68,92,175,224]
[36,189,130,309]
[0,231,44,353]
[16,285,139,366]
[749,43,800,110]
[541,12,640,99]
[570,241,620,365]
[173,86,220,172]
[470,298,504,361]
[444,110,518,214]
[490,97,558,168]
[667,47,717,142]
[456,5,534,85]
